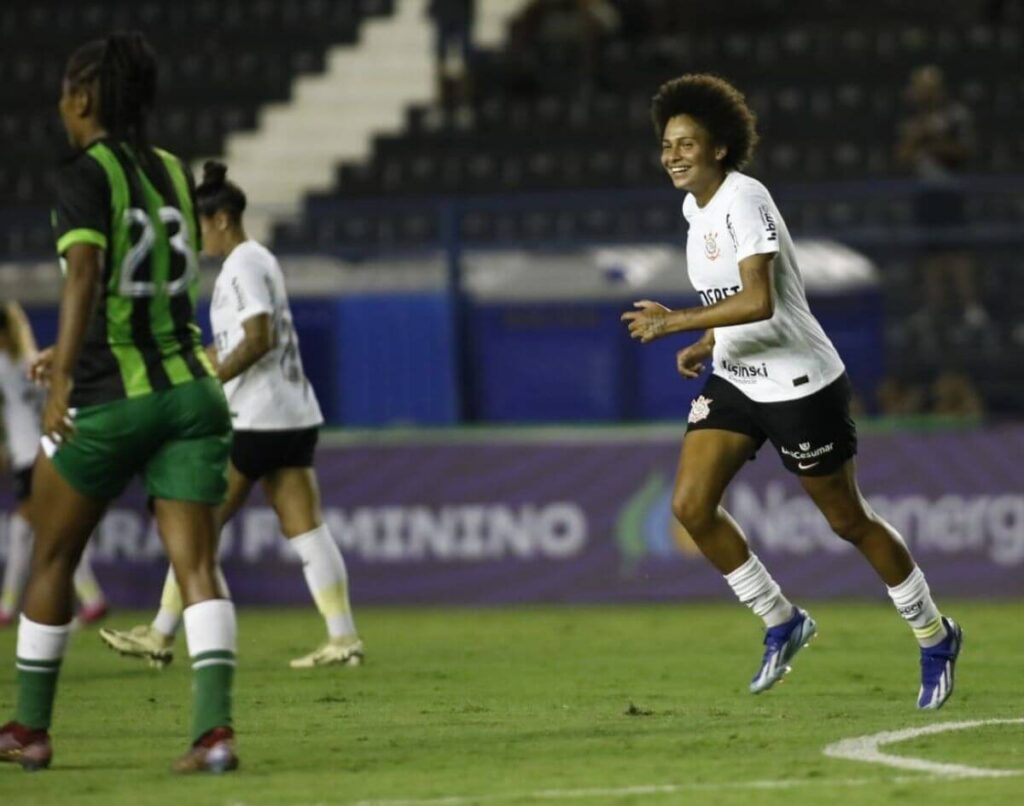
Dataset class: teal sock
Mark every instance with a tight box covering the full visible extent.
[15,660,62,730]
[183,599,237,743]
[191,651,235,741]
[14,616,71,731]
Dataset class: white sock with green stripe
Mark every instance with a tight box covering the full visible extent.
[183,599,236,742]
[291,524,357,640]
[1,513,33,617]
[887,566,947,648]
[15,615,72,729]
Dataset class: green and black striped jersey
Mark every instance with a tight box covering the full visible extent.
[52,138,215,407]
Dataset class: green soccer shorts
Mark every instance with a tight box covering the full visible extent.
[50,377,231,504]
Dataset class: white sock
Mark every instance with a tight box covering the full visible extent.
[152,565,183,637]
[16,614,72,663]
[153,565,231,638]
[724,554,795,628]
[72,544,105,609]
[1,513,33,616]
[183,598,237,659]
[887,566,947,648]
[291,524,357,640]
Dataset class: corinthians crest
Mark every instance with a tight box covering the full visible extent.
[704,231,721,260]
[688,395,712,424]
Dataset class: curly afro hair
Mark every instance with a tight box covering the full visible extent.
[651,74,759,172]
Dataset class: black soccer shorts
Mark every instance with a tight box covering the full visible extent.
[685,372,857,476]
[230,426,319,481]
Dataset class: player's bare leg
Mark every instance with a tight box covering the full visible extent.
[153,498,238,772]
[801,459,961,709]
[800,460,913,585]
[263,467,362,668]
[2,498,108,629]
[1,455,105,770]
[100,465,252,666]
[672,429,814,693]
[72,543,108,625]
[0,501,35,625]
[671,429,759,573]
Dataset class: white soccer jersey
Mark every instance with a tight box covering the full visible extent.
[0,351,41,470]
[210,240,323,431]
[682,171,845,402]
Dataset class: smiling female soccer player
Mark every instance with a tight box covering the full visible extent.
[622,74,961,709]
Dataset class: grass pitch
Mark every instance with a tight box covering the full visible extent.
[1,602,1021,805]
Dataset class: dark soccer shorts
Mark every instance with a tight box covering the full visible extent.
[230,426,319,481]
[51,377,231,503]
[686,372,857,476]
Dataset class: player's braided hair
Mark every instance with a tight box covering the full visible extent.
[66,31,157,147]
[651,74,759,172]
[196,161,247,221]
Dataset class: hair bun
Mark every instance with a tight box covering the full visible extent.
[202,160,228,187]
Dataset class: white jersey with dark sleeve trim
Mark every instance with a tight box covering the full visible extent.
[0,351,42,470]
[210,240,323,430]
[682,171,845,402]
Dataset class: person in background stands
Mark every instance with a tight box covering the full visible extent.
[896,65,991,352]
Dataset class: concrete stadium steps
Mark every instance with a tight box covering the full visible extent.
[219,0,433,242]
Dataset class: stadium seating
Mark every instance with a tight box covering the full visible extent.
[273,8,1023,253]
[0,0,395,258]
[3,0,1023,411]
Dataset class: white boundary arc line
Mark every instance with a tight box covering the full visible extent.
[822,718,1024,778]
[340,718,1024,806]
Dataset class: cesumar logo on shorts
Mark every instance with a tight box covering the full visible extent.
[721,359,768,382]
[704,231,721,260]
[688,395,712,424]
[780,442,834,460]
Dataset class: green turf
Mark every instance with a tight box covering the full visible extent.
[0,602,1021,805]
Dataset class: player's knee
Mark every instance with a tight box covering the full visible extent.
[179,572,220,606]
[824,507,873,544]
[28,534,79,573]
[672,492,716,537]
[173,558,220,605]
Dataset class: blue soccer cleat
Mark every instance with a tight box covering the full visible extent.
[749,607,817,694]
[917,616,962,710]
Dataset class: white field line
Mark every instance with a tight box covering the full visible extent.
[346,774,947,806]
[822,717,1024,778]
[286,717,1024,806]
